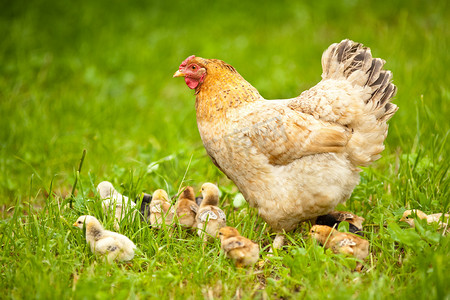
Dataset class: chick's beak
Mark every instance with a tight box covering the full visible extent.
[73,222,78,227]
[173,70,185,78]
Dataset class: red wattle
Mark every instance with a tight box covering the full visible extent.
[185,77,199,89]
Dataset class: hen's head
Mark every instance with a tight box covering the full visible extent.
[173,55,207,89]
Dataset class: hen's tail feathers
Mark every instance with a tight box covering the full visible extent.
[321,39,398,166]
[322,39,398,122]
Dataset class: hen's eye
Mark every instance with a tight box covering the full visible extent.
[191,65,196,70]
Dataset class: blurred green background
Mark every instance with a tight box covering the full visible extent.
[0,0,448,207]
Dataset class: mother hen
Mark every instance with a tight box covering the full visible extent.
[174,40,397,248]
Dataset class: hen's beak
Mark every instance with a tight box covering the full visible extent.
[173,70,185,78]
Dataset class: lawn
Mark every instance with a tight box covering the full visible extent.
[0,0,449,299]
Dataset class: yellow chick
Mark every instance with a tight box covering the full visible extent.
[315,211,365,236]
[175,186,199,228]
[97,181,137,230]
[73,215,136,262]
[149,189,175,228]
[310,225,369,272]
[218,226,260,267]
[400,209,449,232]
[196,183,227,241]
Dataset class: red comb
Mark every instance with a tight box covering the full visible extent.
[179,55,195,70]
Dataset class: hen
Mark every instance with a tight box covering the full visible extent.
[174,39,397,248]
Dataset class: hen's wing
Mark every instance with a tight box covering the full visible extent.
[233,106,351,165]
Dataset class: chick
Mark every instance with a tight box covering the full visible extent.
[219,226,260,267]
[73,215,136,262]
[400,209,449,232]
[310,225,369,271]
[196,183,227,241]
[219,226,259,268]
[175,186,199,228]
[149,189,175,228]
[137,192,152,222]
[315,211,365,236]
[97,181,137,230]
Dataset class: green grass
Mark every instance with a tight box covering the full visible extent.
[1,0,449,299]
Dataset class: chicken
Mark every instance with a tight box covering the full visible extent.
[196,183,227,241]
[174,39,397,248]
[137,192,153,222]
[175,186,199,228]
[310,224,369,271]
[218,226,260,267]
[97,181,137,230]
[149,189,175,228]
[73,215,136,262]
[400,209,449,232]
[315,211,365,236]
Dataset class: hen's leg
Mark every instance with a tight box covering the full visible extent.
[268,233,285,253]
[273,233,285,249]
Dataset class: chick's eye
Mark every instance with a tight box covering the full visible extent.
[78,221,82,224]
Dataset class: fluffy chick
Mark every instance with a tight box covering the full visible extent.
[175,186,199,228]
[97,181,137,230]
[400,209,449,232]
[315,211,365,236]
[73,215,136,262]
[149,189,175,228]
[219,226,260,267]
[310,225,369,271]
[196,183,227,241]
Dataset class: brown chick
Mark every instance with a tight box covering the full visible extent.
[196,183,227,242]
[149,189,175,228]
[400,209,449,233]
[310,225,369,272]
[315,211,365,236]
[175,186,199,228]
[174,40,397,249]
[218,226,260,267]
